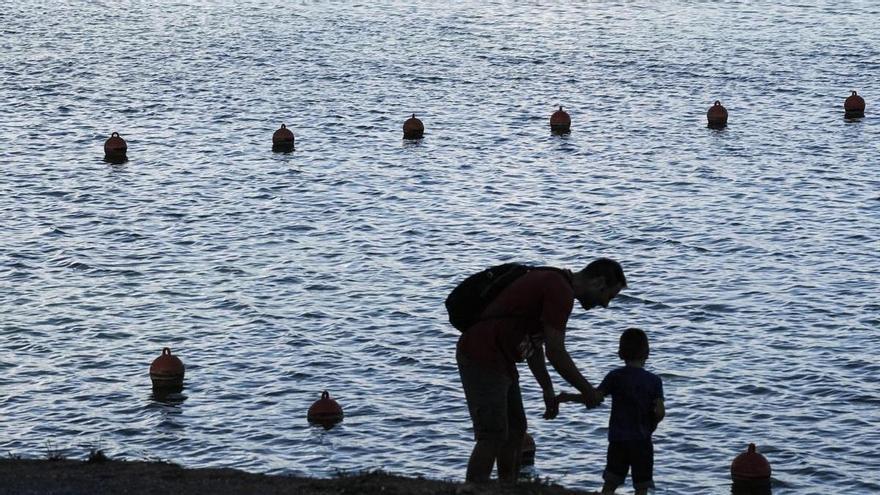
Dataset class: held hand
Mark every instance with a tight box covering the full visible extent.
[583,387,604,409]
[542,391,559,419]
[556,391,583,404]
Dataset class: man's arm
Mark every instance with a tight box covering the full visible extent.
[543,325,601,407]
[527,346,558,419]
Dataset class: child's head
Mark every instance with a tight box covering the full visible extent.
[618,327,650,362]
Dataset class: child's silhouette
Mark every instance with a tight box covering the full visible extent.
[558,328,664,495]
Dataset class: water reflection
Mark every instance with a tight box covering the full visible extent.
[149,391,187,407]
[103,155,128,165]
[2,2,878,493]
[732,483,772,495]
[272,143,295,153]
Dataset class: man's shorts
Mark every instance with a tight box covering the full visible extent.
[603,439,655,491]
[456,351,526,442]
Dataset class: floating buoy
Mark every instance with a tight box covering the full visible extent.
[403,114,424,140]
[550,106,571,134]
[103,132,128,163]
[307,390,344,428]
[844,90,865,118]
[272,124,295,152]
[731,443,771,491]
[521,432,536,466]
[149,347,185,393]
[707,101,728,129]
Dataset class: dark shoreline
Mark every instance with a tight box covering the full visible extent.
[0,458,597,495]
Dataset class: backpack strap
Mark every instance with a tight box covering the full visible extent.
[478,266,572,323]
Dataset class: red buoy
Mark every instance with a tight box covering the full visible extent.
[845,90,865,118]
[731,443,771,490]
[707,100,728,129]
[403,114,424,140]
[149,347,185,393]
[550,106,571,134]
[103,132,128,162]
[272,124,295,152]
[307,390,344,428]
[521,432,536,466]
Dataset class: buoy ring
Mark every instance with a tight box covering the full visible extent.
[731,443,771,490]
[550,106,571,134]
[307,390,344,428]
[707,100,728,129]
[103,132,128,162]
[403,114,424,140]
[845,90,865,118]
[272,123,295,152]
[149,347,185,392]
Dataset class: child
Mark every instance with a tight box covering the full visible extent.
[558,328,664,495]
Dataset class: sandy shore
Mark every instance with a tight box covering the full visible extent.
[0,458,597,495]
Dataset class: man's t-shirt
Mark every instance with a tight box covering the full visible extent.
[456,270,574,379]
[598,366,664,442]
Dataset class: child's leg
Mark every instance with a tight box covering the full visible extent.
[602,442,628,495]
[629,440,655,495]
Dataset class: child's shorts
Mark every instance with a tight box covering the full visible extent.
[603,439,655,491]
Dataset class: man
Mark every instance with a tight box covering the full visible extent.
[456,258,627,483]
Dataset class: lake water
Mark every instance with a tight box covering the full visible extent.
[1,1,879,494]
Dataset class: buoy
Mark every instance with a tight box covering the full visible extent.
[307,390,344,428]
[707,101,728,129]
[149,347,185,393]
[403,114,424,140]
[844,90,865,118]
[103,132,127,162]
[272,124,295,152]
[521,432,536,466]
[550,106,571,134]
[731,443,771,491]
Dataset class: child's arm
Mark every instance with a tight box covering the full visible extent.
[654,398,665,422]
[556,391,584,404]
[652,375,665,430]
[651,398,665,432]
[557,390,605,405]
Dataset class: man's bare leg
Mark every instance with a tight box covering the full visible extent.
[466,439,499,482]
[496,434,523,482]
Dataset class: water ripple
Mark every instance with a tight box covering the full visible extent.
[2,1,880,494]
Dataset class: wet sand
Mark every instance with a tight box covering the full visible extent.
[0,458,597,495]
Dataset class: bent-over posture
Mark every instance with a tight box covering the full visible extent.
[456,258,627,482]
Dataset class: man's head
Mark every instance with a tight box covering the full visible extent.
[572,258,627,310]
[618,327,649,362]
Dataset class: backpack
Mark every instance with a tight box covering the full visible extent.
[444,263,531,332]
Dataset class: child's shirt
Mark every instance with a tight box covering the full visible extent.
[598,365,664,442]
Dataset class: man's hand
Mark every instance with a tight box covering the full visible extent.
[542,390,559,419]
[583,387,604,409]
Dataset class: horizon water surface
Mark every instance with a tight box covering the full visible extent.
[1,2,879,494]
